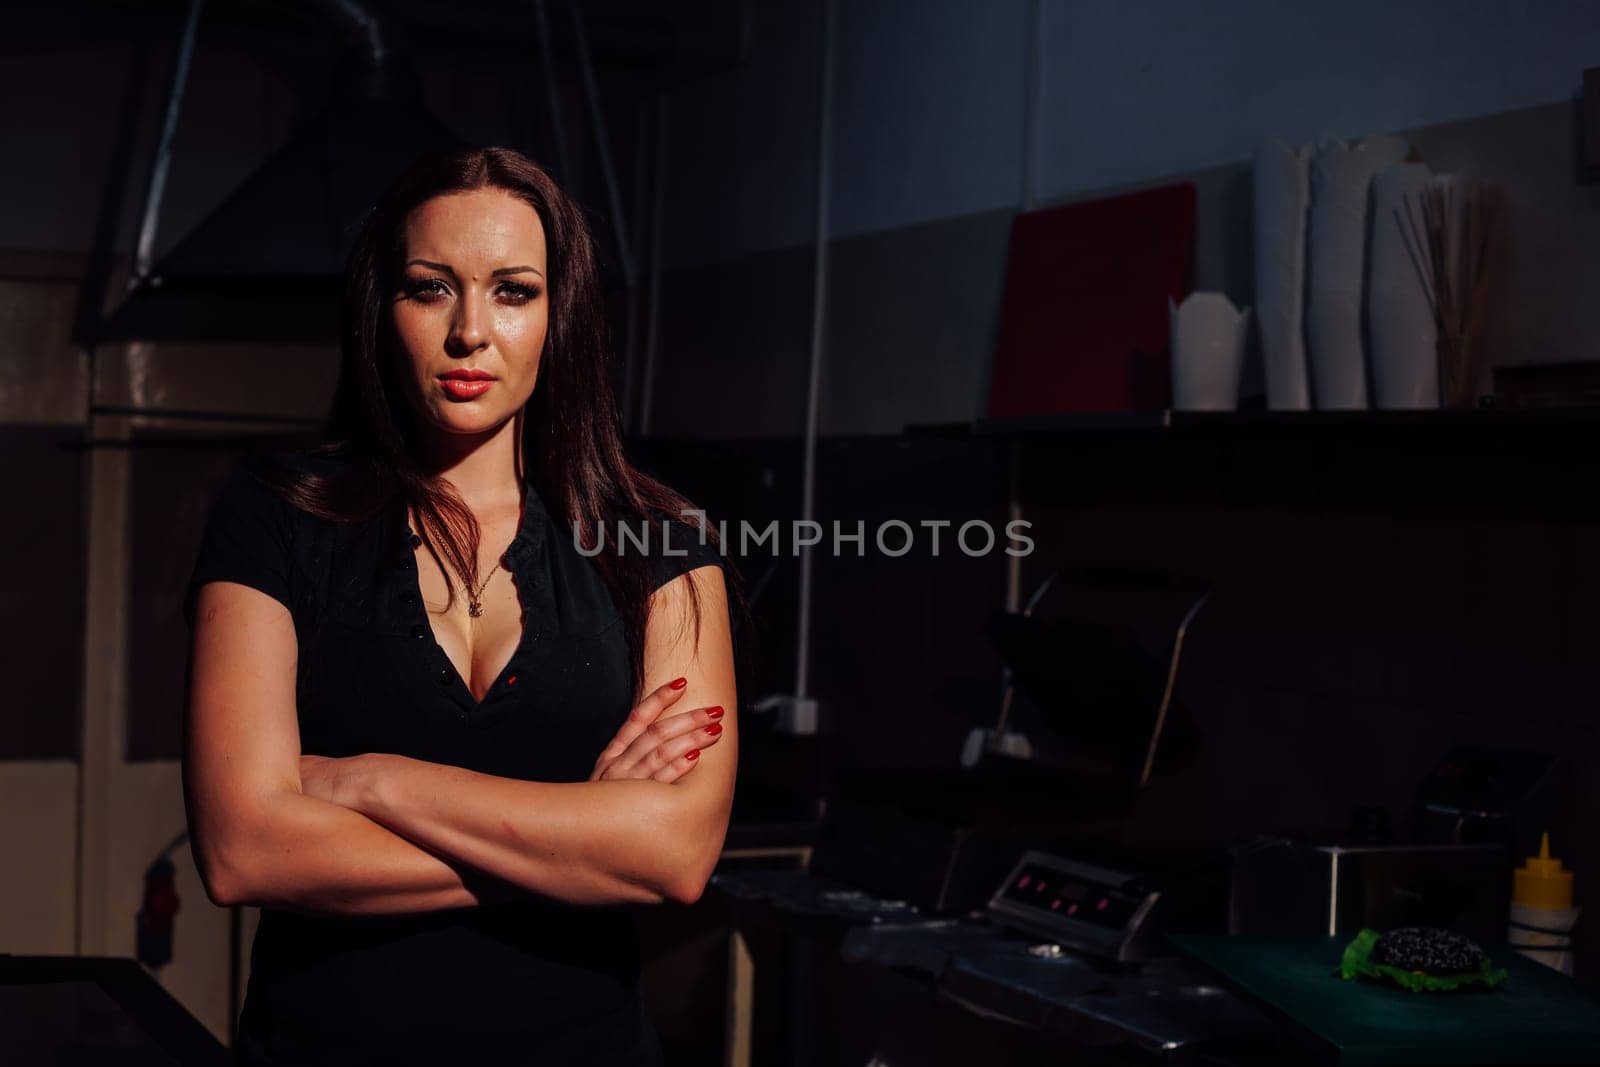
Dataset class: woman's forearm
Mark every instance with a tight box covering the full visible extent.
[347,755,694,907]
[216,788,524,917]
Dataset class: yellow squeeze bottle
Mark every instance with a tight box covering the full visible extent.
[1508,832,1579,975]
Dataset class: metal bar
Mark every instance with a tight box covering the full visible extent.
[1327,850,1341,935]
[793,0,835,703]
[1000,442,1023,733]
[567,1,636,287]
[1138,589,1212,788]
[1004,444,1023,614]
[77,415,132,955]
[129,0,207,292]
[998,0,1051,734]
[531,0,572,182]
[75,43,152,349]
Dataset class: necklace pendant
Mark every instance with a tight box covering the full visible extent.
[468,600,483,618]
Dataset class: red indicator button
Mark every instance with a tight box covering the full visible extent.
[1096,898,1109,912]
[1035,882,1047,893]
[1067,903,1079,916]
[1050,899,1061,910]
[1018,875,1030,889]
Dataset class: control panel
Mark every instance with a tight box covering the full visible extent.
[987,850,1163,962]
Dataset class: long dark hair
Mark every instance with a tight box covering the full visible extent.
[255,145,740,699]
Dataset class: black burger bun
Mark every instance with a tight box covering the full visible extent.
[1371,927,1486,975]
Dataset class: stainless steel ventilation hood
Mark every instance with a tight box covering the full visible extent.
[88,0,749,345]
[102,0,465,344]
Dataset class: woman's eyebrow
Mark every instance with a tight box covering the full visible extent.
[406,259,545,280]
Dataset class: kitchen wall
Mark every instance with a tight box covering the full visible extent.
[651,0,1600,436]
[664,0,1600,263]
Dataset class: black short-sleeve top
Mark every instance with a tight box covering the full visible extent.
[183,450,726,1066]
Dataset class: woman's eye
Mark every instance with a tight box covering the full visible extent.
[404,279,539,303]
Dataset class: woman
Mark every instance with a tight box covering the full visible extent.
[181,145,740,1065]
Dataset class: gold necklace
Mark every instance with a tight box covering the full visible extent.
[466,558,503,618]
[409,526,512,618]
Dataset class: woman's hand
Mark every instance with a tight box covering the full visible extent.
[590,676,726,783]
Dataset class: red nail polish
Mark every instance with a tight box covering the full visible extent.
[670,677,687,689]
[685,749,700,760]
[706,723,723,737]
[706,706,724,720]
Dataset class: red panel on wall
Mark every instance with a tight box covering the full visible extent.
[987,183,1196,417]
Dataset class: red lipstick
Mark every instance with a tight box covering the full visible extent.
[439,368,495,399]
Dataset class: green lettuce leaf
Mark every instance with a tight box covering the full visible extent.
[1339,928,1508,992]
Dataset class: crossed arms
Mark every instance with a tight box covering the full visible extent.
[181,564,737,916]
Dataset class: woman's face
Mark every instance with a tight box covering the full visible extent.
[390,187,549,441]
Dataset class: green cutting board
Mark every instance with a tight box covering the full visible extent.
[1170,935,1600,1064]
